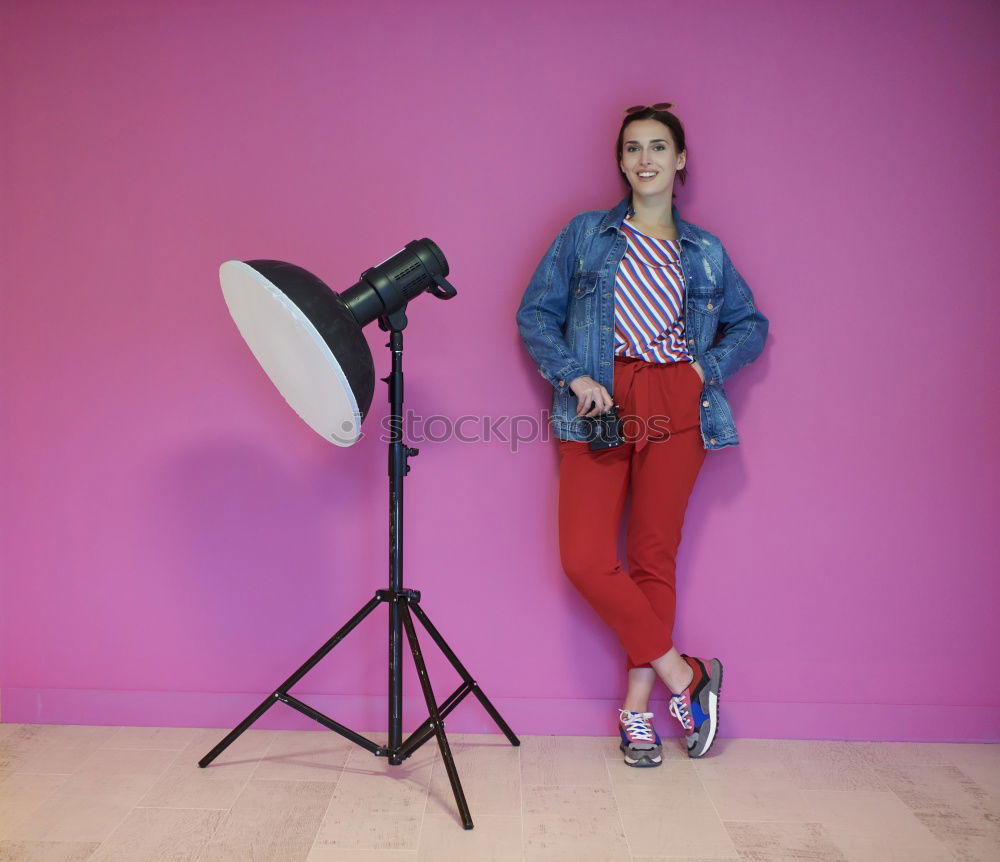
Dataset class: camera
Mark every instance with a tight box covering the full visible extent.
[587,405,625,451]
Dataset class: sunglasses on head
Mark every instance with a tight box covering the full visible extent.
[624,102,675,115]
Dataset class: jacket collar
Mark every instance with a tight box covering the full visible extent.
[599,195,699,246]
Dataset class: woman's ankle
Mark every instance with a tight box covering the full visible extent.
[666,664,694,695]
[651,649,694,695]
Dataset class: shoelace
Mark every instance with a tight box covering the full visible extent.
[618,709,656,742]
[668,695,693,731]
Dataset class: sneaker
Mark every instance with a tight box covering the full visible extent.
[668,655,723,758]
[618,709,663,767]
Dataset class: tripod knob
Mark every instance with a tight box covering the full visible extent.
[402,446,419,476]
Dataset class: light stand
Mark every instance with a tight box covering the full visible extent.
[200,245,519,830]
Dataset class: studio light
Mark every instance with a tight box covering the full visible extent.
[202,239,518,831]
[219,239,454,446]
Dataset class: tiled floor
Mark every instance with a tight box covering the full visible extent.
[0,722,997,861]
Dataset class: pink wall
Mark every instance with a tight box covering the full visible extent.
[2,0,998,741]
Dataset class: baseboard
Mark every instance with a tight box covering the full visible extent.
[1,688,997,742]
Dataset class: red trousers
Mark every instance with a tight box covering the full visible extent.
[557,356,707,669]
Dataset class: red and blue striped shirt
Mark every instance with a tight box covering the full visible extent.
[614,217,694,364]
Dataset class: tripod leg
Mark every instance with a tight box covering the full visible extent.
[399,603,473,830]
[199,595,383,768]
[197,694,280,768]
[409,603,520,747]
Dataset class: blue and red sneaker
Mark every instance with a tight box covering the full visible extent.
[618,709,663,767]
[668,655,723,758]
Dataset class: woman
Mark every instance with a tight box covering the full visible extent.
[516,103,768,767]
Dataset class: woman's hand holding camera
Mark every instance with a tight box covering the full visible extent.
[569,375,614,418]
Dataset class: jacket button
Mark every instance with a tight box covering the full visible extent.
[707,302,714,310]
[702,400,710,408]
[709,438,717,445]
[558,380,565,387]
[688,338,695,344]
[709,379,715,385]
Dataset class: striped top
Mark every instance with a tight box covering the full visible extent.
[614,217,694,364]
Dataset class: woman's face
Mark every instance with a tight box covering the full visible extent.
[619,118,686,200]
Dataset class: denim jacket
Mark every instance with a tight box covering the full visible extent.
[516,196,768,450]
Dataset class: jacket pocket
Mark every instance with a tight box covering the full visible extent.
[570,272,599,328]
[686,286,723,314]
[685,287,723,340]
